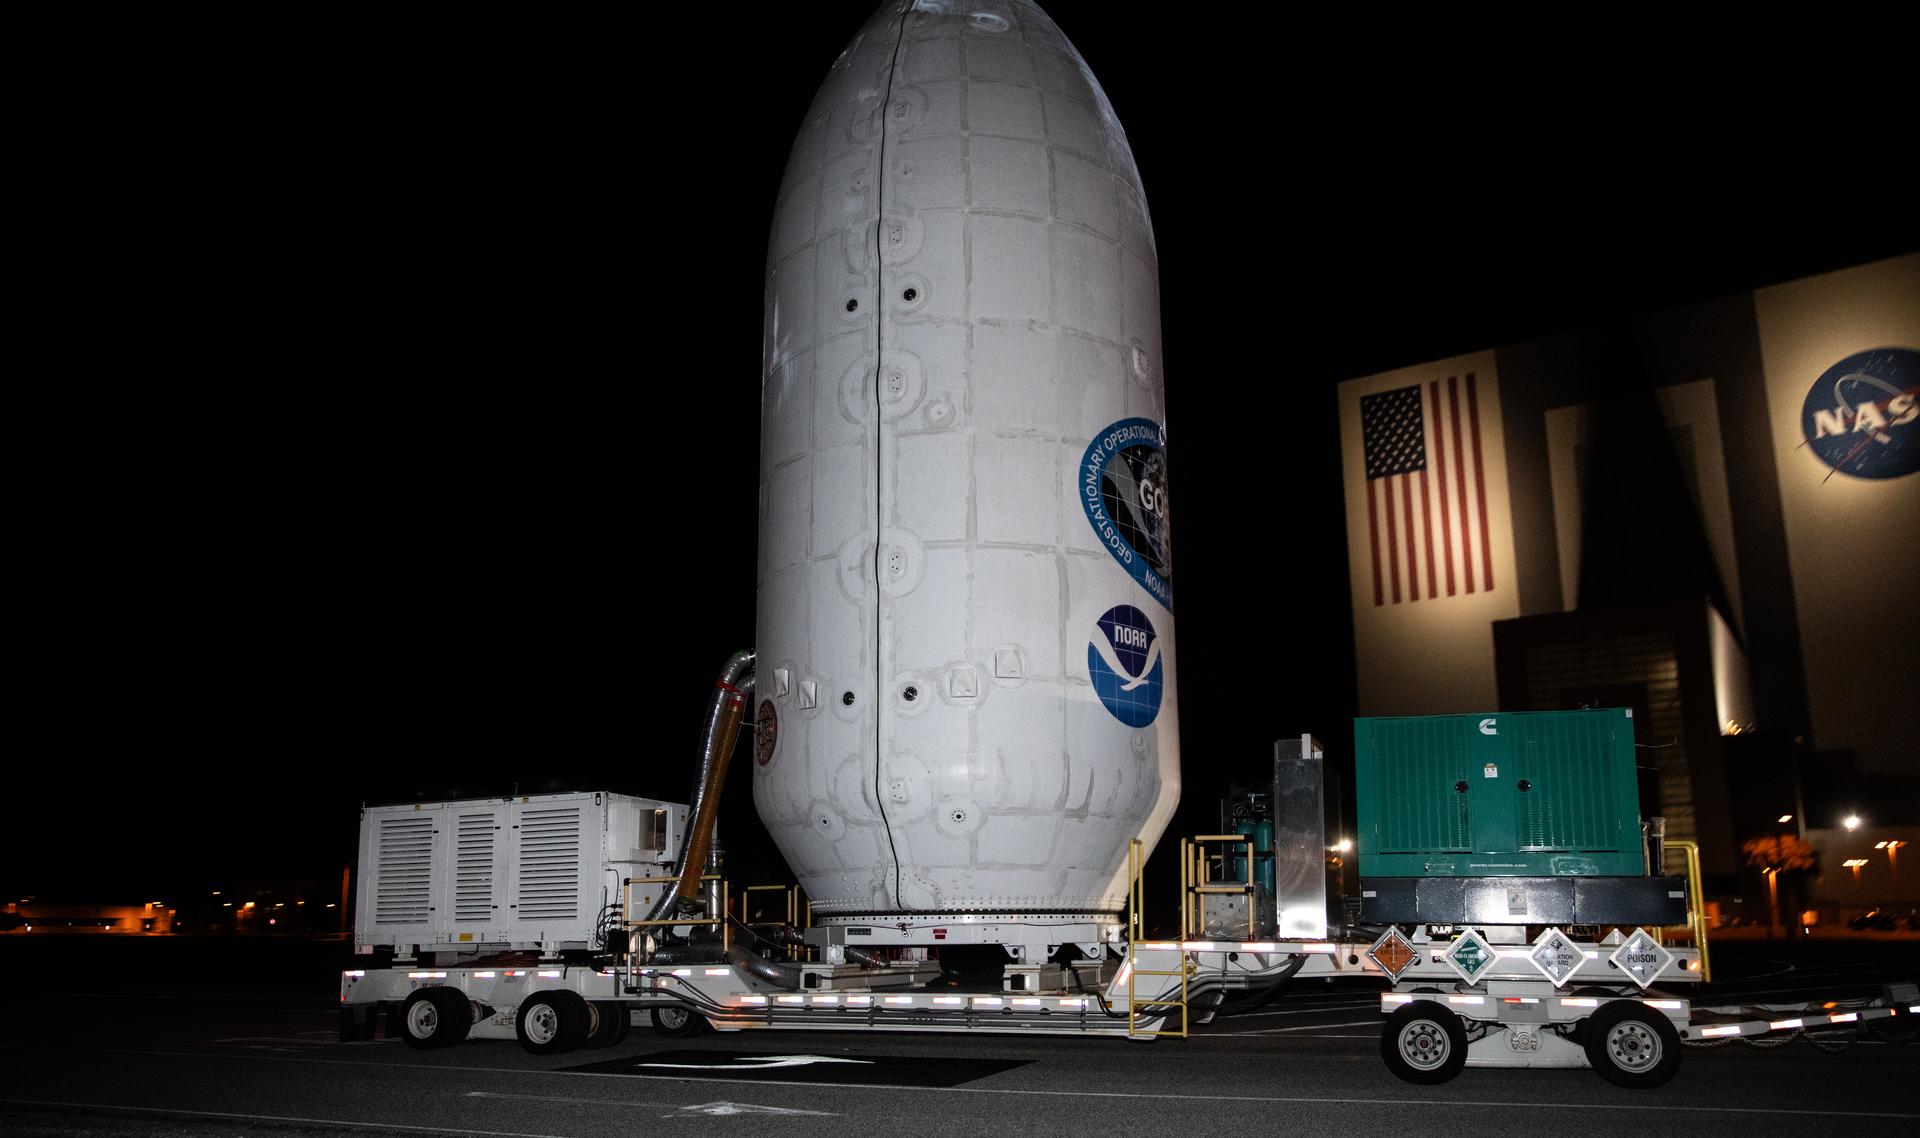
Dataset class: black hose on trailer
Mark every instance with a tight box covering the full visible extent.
[1212,953,1307,1017]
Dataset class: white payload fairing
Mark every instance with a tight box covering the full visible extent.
[752,0,1176,950]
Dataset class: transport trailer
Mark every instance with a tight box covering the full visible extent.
[339,937,1358,1047]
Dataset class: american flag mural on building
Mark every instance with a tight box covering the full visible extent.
[1359,374,1495,606]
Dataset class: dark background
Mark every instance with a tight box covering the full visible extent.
[11,3,1914,903]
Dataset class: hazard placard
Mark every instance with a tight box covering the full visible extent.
[1527,927,1583,987]
[1441,928,1497,986]
[1367,926,1418,982]
[1608,927,1673,989]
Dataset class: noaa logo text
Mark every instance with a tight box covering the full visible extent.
[1800,347,1919,480]
[1087,605,1164,728]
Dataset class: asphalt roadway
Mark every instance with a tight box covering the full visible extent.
[2,937,1916,1137]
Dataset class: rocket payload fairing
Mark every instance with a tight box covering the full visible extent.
[752,0,1176,936]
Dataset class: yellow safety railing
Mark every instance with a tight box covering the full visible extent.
[1182,835,1255,940]
[1663,840,1712,982]
[1126,836,1189,1038]
[622,873,728,958]
[737,884,805,959]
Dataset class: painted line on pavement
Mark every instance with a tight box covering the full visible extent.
[0,1100,569,1138]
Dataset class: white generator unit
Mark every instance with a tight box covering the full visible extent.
[354,791,688,957]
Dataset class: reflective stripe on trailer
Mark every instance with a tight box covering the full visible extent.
[1680,1004,1903,1041]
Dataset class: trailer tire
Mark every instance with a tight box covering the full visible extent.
[651,1005,710,1038]
[400,988,471,1050]
[1584,1001,1681,1088]
[1381,1001,1467,1084]
[585,1001,630,1048]
[516,991,586,1055]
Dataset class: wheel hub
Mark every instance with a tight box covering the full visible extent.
[1400,1021,1449,1069]
[525,1005,558,1045]
[407,1002,438,1038]
[1607,1022,1661,1070]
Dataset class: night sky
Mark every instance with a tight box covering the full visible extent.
[12,4,1914,903]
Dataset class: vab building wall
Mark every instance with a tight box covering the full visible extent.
[1337,253,1919,781]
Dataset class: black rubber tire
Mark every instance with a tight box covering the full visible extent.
[1380,1001,1468,1085]
[399,988,471,1050]
[651,1005,710,1038]
[585,1001,629,1048]
[516,991,586,1055]
[1584,1001,1682,1088]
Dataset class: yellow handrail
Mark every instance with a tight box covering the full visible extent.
[1664,840,1712,982]
[737,883,804,958]
[1185,835,1255,939]
[1127,836,1188,1037]
[622,874,729,955]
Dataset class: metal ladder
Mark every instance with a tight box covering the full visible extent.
[1126,838,1190,1038]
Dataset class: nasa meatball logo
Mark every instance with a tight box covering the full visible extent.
[1800,347,1920,480]
[1087,605,1163,727]
[1081,418,1172,609]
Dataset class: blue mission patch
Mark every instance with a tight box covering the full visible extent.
[1080,418,1171,609]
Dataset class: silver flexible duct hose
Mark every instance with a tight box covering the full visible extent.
[646,649,755,923]
[728,941,804,989]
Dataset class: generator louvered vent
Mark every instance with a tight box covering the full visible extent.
[516,806,583,920]
[1373,718,1471,853]
[374,815,434,925]
[453,812,498,922]
[1513,714,1617,851]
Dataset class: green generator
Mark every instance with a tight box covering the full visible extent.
[1355,709,1685,926]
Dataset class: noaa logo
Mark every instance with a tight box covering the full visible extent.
[1087,605,1163,727]
[1080,418,1172,609]
[1800,347,1920,480]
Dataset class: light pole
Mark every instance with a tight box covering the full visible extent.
[1765,866,1781,939]
[1876,840,1905,901]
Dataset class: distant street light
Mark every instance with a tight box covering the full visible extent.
[1882,840,1906,896]
[1777,814,1794,824]
[1844,815,1862,831]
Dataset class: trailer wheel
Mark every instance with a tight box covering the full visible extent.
[651,1005,710,1038]
[1584,1002,1681,1088]
[585,1001,631,1048]
[1381,1001,1468,1084]
[400,988,471,1050]
[516,991,586,1055]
